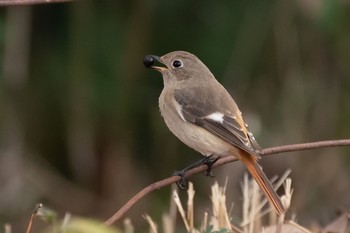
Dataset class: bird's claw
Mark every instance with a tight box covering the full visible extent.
[173,170,187,190]
[205,168,215,178]
[203,156,219,178]
[172,155,220,189]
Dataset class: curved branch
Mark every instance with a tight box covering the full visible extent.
[104,139,350,225]
[0,0,73,6]
[261,139,350,155]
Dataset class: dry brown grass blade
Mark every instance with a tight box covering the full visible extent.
[123,218,134,233]
[210,180,232,231]
[4,224,11,233]
[143,215,158,233]
[173,189,190,232]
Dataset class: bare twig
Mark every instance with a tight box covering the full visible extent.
[25,204,43,233]
[261,139,350,155]
[0,0,74,6]
[104,139,350,225]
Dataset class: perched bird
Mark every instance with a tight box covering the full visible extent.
[143,51,285,215]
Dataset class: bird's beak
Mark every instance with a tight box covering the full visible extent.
[143,55,168,72]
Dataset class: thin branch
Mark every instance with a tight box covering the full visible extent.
[104,139,350,225]
[0,0,74,6]
[261,139,350,155]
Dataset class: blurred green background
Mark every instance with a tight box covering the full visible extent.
[1,0,350,232]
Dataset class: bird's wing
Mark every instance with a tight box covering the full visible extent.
[174,88,261,156]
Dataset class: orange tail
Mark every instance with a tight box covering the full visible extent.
[240,152,285,215]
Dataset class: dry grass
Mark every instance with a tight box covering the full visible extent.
[142,170,349,233]
[14,170,350,233]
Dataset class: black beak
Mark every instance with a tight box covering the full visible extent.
[143,55,167,71]
[143,55,160,67]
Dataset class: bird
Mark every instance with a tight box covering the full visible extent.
[143,51,285,215]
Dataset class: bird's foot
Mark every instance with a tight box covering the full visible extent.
[173,155,220,189]
[173,170,187,190]
[203,155,220,178]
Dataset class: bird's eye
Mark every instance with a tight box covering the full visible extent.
[172,60,183,68]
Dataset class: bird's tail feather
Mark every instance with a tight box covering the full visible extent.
[240,152,285,215]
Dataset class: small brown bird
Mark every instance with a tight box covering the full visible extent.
[144,51,285,215]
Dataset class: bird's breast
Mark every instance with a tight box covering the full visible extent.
[159,90,235,157]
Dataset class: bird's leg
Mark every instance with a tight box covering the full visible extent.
[203,154,220,178]
[173,156,208,189]
[173,155,220,189]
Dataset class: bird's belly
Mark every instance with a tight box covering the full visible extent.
[159,90,238,158]
[164,114,233,157]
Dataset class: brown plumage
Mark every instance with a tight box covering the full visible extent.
[145,51,285,215]
[240,151,285,215]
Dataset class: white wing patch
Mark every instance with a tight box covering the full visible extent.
[174,101,186,121]
[206,112,224,124]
